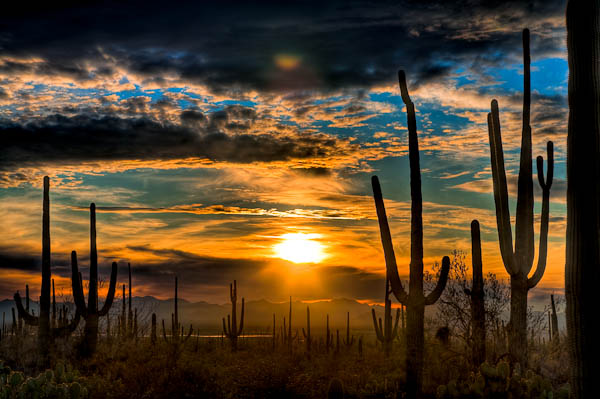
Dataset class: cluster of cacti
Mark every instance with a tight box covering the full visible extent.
[565,1,600,397]
[222,280,244,350]
[371,70,450,397]
[486,28,554,368]
[436,361,570,399]
[71,203,118,356]
[464,220,486,366]
[116,264,138,340]
[14,177,82,361]
[163,276,193,345]
[0,361,88,399]
[371,280,400,357]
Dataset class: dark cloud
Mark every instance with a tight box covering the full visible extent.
[0,106,357,170]
[0,0,566,92]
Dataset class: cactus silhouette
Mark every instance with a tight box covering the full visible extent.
[550,294,559,342]
[163,276,193,344]
[343,312,354,348]
[371,70,450,397]
[486,29,554,368]
[301,306,311,353]
[371,279,400,357]
[71,203,118,356]
[13,176,81,361]
[565,3,600,395]
[464,220,486,366]
[222,280,244,350]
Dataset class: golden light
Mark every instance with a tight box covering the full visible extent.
[273,233,327,264]
[274,54,301,70]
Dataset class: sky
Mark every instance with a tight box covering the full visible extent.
[0,0,568,306]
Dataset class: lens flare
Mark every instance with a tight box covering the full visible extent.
[274,54,301,70]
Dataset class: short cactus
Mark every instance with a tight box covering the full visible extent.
[222,280,244,350]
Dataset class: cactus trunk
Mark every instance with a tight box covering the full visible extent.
[469,221,486,366]
[565,1,600,396]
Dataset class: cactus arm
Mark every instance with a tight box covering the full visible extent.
[13,292,38,326]
[487,107,518,275]
[237,297,244,336]
[51,307,81,337]
[162,319,168,342]
[98,262,118,316]
[70,251,88,317]
[371,308,383,341]
[182,324,194,342]
[392,307,400,339]
[371,176,409,304]
[528,144,554,289]
[222,317,228,336]
[424,256,450,305]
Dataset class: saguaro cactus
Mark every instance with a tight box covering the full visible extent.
[565,2,600,395]
[162,276,193,345]
[464,220,486,366]
[372,70,450,397]
[301,306,312,353]
[343,311,354,348]
[14,176,80,360]
[222,280,244,350]
[71,203,118,356]
[550,295,559,341]
[486,29,554,368]
[371,279,400,357]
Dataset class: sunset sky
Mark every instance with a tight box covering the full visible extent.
[0,1,568,307]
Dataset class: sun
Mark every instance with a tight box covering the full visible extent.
[273,233,327,264]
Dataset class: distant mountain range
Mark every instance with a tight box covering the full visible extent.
[0,295,565,336]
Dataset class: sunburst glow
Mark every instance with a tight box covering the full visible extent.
[273,233,327,264]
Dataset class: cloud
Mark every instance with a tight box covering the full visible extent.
[0,1,566,94]
[0,108,361,171]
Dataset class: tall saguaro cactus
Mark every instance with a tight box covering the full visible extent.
[14,176,80,361]
[222,280,244,350]
[71,203,118,356]
[371,70,450,397]
[486,29,554,368]
[565,1,600,397]
[464,220,486,366]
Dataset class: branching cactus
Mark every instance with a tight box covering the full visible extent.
[222,280,244,350]
[464,220,486,366]
[71,203,118,356]
[371,279,400,357]
[486,29,554,367]
[14,176,81,361]
[163,276,193,345]
[282,296,297,349]
[371,70,450,397]
[301,306,311,353]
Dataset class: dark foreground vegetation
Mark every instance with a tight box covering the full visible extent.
[0,325,570,398]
